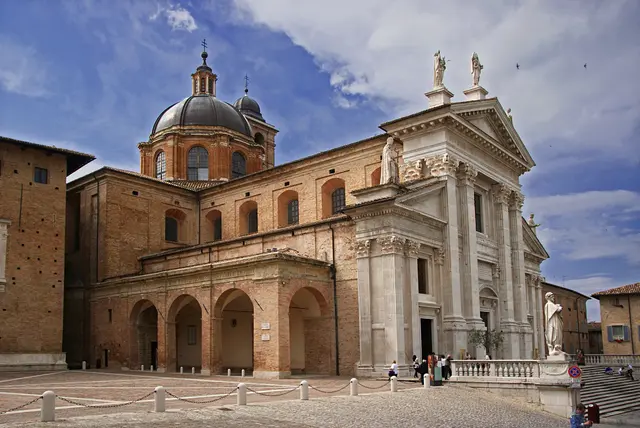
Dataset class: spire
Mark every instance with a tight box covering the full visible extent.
[191,39,217,96]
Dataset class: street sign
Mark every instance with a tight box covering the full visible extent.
[568,365,582,378]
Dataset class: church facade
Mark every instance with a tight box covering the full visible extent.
[64,49,549,378]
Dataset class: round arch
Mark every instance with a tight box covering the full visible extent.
[129,299,158,370]
[371,167,381,186]
[167,294,202,372]
[213,288,255,374]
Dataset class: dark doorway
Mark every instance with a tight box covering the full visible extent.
[103,349,109,368]
[481,311,490,329]
[151,341,158,368]
[420,319,433,359]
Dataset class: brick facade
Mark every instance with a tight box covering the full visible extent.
[594,286,639,355]
[0,137,93,367]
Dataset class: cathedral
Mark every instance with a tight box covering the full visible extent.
[62,48,550,378]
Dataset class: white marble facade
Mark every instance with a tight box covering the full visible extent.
[348,88,549,376]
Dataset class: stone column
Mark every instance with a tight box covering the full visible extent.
[492,183,519,358]
[378,235,407,365]
[534,275,546,358]
[405,239,421,361]
[527,275,540,358]
[156,319,169,372]
[509,192,532,358]
[456,163,484,336]
[0,220,10,292]
[200,313,212,375]
[356,239,373,369]
[427,154,466,355]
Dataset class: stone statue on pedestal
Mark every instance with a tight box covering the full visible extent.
[544,292,564,356]
[471,52,483,87]
[433,50,446,89]
[380,137,399,184]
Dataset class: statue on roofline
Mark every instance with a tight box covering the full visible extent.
[433,50,447,89]
[380,137,400,185]
[471,52,483,87]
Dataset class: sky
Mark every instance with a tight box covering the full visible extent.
[1,0,639,321]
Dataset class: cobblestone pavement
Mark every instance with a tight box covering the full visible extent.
[0,373,573,428]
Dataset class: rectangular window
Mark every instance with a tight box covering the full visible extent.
[474,193,483,233]
[187,325,197,345]
[165,217,178,242]
[108,309,112,323]
[287,199,299,225]
[608,325,629,342]
[417,258,428,294]
[331,188,346,215]
[248,209,258,234]
[34,167,48,184]
[213,217,222,241]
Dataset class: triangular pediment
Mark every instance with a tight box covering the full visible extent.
[451,99,535,170]
[395,182,445,220]
[522,217,549,259]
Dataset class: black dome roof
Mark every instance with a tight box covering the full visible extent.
[152,95,253,137]
[234,92,264,121]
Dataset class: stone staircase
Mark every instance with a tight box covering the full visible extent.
[580,365,640,418]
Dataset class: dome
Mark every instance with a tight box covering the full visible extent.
[234,91,264,121]
[151,95,253,137]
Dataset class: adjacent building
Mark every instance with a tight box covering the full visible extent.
[541,281,590,354]
[0,136,94,370]
[592,283,640,355]
[587,322,603,355]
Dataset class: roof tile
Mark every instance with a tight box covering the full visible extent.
[592,282,640,297]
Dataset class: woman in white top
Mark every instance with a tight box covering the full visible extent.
[388,360,399,379]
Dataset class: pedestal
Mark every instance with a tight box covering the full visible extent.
[425,86,454,108]
[462,85,488,101]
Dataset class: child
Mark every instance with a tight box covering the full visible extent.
[570,403,593,427]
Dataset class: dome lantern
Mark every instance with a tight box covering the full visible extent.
[191,39,217,96]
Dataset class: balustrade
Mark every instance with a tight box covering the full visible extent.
[582,354,640,366]
[451,360,539,379]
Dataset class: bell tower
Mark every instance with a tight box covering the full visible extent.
[191,39,217,96]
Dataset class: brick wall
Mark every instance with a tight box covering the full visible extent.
[600,295,640,355]
[0,142,68,353]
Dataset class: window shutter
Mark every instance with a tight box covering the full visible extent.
[607,326,613,342]
[623,326,630,341]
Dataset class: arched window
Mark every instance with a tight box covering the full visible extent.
[371,167,381,186]
[277,190,299,227]
[165,217,178,242]
[200,77,206,93]
[254,133,265,146]
[231,151,246,178]
[155,151,166,180]
[208,79,213,94]
[331,188,346,215]
[187,146,209,180]
[206,210,222,241]
[248,208,258,234]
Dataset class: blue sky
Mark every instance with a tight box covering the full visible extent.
[1,0,638,321]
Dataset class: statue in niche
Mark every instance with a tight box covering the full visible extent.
[471,52,483,86]
[433,50,447,89]
[380,137,399,184]
[544,292,564,356]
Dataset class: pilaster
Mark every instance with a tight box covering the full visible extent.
[405,239,421,362]
[510,191,532,357]
[0,219,10,292]
[492,183,519,358]
[378,235,407,365]
[356,239,373,367]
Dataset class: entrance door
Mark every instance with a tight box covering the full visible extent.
[103,349,109,368]
[480,311,490,330]
[151,341,158,368]
[420,319,433,359]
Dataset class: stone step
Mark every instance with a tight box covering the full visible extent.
[580,368,639,417]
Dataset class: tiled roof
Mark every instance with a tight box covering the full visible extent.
[592,282,640,297]
[100,167,191,190]
[588,322,601,329]
[1,135,95,175]
[167,180,222,191]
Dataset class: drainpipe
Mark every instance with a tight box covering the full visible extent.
[629,295,636,355]
[329,223,340,376]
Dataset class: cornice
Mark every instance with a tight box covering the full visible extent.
[349,203,447,229]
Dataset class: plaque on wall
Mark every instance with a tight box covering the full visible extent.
[261,334,271,341]
[261,323,271,330]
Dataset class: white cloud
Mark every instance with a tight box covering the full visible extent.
[150,3,198,32]
[0,36,51,97]
[227,0,640,165]
[526,190,640,264]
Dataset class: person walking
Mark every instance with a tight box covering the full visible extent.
[388,360,399,380]
[412,355,420,379]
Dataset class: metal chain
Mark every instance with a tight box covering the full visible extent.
[57,391,155,408]
[165,388,238,404]
[309,382,351,394]
[0,395,42,414]
[357,380,391,390]
[246,386,299,397]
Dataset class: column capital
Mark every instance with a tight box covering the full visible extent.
[355,239,372,258]
[456,162,477,186]
[379,235,405,254]
[434,247,445,265]
[400,159,424,182]
[509,192,524,211]
[404,239,420,258]
[491,183,512,205]
[426,153,459,177]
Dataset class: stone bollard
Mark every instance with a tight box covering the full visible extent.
[141,365,144,371]
[237,383,247,405]
[390,376,398,392]
[192,367,195,375]
[41,390,55,422]
[241,369,245,377]
[350,378,358,396]
[81,361,86,370]
[150,365,154,372]
[180,367,183,374]
[423,375,430,388]
[227,368,231,377]
[300,380,309,400]
[154,386,165,412]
